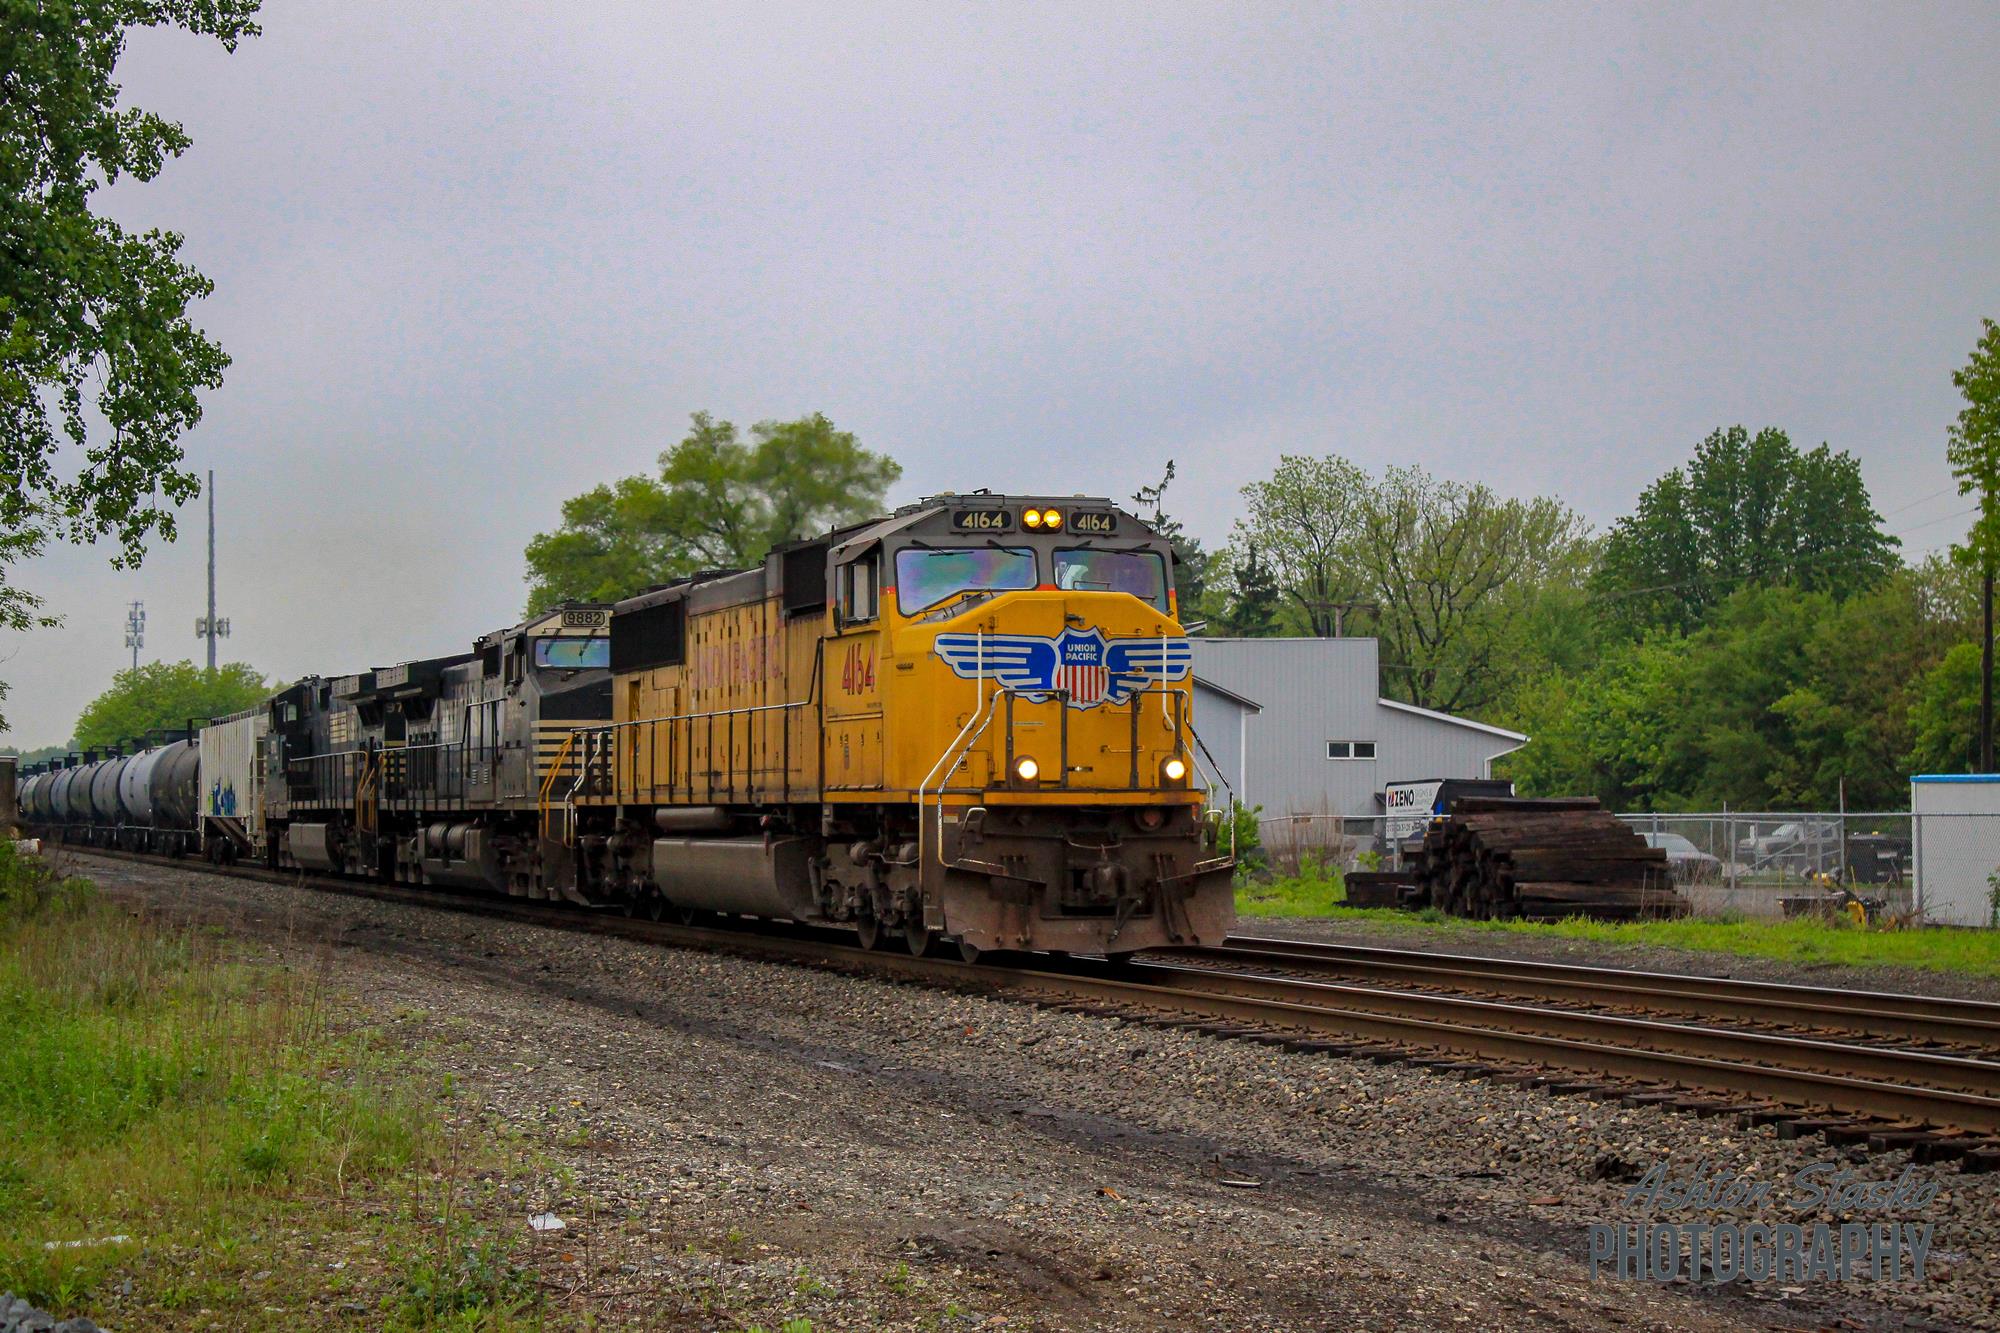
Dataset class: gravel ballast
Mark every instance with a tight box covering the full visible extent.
[56,852,2000,1330]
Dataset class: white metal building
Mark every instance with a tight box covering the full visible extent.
[1911,774,2000,928]
[1188,637,1528,819]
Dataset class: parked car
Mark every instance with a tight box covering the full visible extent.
[1734,820,1839,874]
[1642,832,1722,884]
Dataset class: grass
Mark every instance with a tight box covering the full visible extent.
[1235,856,1348,917]
[1236,865,2000,978]
[0,840,548,1329]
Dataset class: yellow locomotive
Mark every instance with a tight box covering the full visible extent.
[560,493,1237,959]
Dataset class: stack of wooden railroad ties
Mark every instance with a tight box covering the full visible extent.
[1396,796,1686,921]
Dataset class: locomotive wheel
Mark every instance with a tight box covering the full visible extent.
[855,910,882,951]
[672,902,701,927]
[954,937,982,965]
[645,894,666,923]
[903,920,937,957]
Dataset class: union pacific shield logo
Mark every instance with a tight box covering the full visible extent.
[933,629,1192,709]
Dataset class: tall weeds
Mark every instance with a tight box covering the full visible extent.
[0,843,529,1323]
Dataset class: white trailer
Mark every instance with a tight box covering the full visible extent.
[1911,774,2000,928]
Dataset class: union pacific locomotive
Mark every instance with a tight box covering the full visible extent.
[18,494,1236,960]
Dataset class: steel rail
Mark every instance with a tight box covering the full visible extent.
[52,848,2000,1135]
[1016,965,2000,1134]
[1183,936,2000,1050]
[1117,959,2000,1096]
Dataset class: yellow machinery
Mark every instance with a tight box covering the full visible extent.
[565,494,1236,960]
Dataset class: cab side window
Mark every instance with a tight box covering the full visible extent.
[840,554,879,625]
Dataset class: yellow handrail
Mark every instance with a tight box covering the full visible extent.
[538,728,580,844]
[355,751,380,835]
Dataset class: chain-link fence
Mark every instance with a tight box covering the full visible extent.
[1256,813,1391,878]
[1611,812,1915,920]
[1248,807,2000,925]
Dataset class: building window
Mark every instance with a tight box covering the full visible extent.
[1327,740,1376,760]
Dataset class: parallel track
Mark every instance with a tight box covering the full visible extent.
[1163,936,2000,1052]
[50,846,2000,1139]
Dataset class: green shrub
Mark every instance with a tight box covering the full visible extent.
[1221,800,1267,881]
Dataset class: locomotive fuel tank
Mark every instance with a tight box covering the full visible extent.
[648,837,815,920]
[419,823,503,890]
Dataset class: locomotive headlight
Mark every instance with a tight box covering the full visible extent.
[1040,508,1062,530]
[1014,756,1041,782]
[1023,508,1045,529]
[1161,756,1188,783]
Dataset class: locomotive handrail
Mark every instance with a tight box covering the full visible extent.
[283,737,499,815]
[1185,724,1238,863]
[566,697,816,807]
[538,728,580,844]
[917,687,1010,876]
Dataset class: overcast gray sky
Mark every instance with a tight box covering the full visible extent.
[5,1,1997,748]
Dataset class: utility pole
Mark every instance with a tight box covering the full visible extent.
[1308,599,1380,637]
[123,600,145,671]
[194,469,230,671]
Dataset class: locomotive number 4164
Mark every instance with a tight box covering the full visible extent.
[840,641,876,694]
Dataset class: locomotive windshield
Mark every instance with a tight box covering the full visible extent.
[895,547,1036,613]
[1054,549,1168,610]
[534,637,610,670]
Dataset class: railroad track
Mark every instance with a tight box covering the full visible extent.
[1159,935,2000,1052]
[47,846,2000,1160]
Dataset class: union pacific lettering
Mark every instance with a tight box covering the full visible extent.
[693,629,789,691]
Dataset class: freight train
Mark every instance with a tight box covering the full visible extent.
[17,494,1237,959]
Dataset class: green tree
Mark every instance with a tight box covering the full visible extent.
[1500,634,1693,808]
[1908,642,1983,776]
[523,412,900,611]
[1130,461,1208,612]
[1594,427,1897,633]
[1944,318,2000,769]
[1353,465,1591,715]
[1230,454,1371,636]
[1768,569,1967,807]
[72,661,267,751]
[1669,586,1832,808]
[1211,542,1281,636]
[1,0,260,639]
[1508,572,1966,810]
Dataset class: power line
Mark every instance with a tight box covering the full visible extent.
[1892,504,1980,538]
[1878,485,1960,520]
